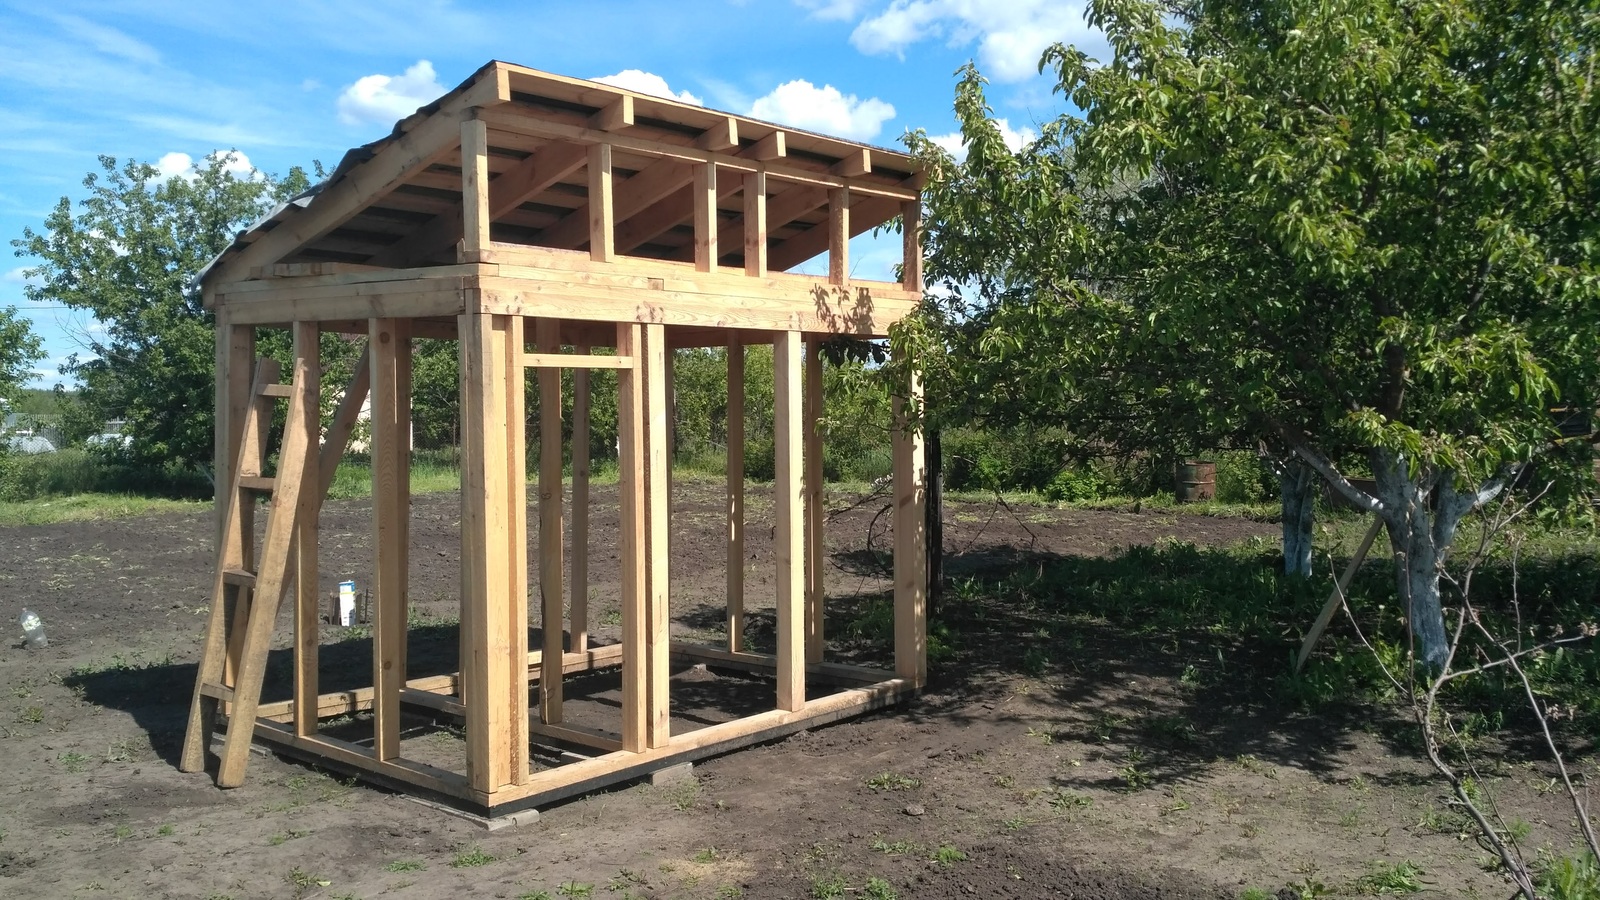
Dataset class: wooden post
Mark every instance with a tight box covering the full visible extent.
[892,370,928,687]
[617,323,647,752]
[774,331,806,711]
[371,317,412,759]
[462,116,491,258]
[1295,515,1384,674]
[900,197,922,293]
[828,187,850,283]
[694,161,717,272]
[537,317,566,725]
[215,317,254,544]
[459,311,527,792]
[743,172,766,277]
[803,340,825,664]
[642,323,671,746]
[589,143,614,263]
[726,333,745,652]
[292,322,321,738]
[571,342,592,654]
[218,321,255,690]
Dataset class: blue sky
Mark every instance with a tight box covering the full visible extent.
[1,0,1103,388]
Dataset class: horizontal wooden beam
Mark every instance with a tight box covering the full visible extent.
[480,107,916,201]
[522,352,633,369]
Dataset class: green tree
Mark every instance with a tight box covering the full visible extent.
[0,309,44,411]
[12,153,316,472]
[912,0,1600,667]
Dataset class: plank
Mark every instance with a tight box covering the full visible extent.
[503,314,529,786]
[317,345,372,498]
[370,317,412,759]
[216,340,317,787]
[459,312,520,792]
[827,187,849,284]
[707,184,824,269]
[537,317,566,725]
[726,334,745,652]
[770,193,900,273]
[369,142,589,267]
[892,371,928,688]
[588,94,634,131]
[1295,515,1385,674]
[588,143,615,262]
[180,350,268,774]
[205,105,470,287]
[616,322,648,752]
[642,323,671,746]
[900,198,923,292]
[292,322,321,738]
[571,342,592,654]
[521,353,633,369]
[694,161,717,272]
[804,340,825,665]
[479,108,916,200]
[773,331,806,711]
[462,117,492,256]
[743,172,767,277]
[538,156,687,251]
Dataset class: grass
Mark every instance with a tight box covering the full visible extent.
[0,493,202,526]
[809,873,848,899]
[930,845,968,867]
[863,772,921,792]
[449,845,496,868]
[384,860,425,873]
[1354,861,1425,894]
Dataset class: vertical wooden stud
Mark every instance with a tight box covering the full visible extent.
[219,323,257,690]
[215,318,254,544]
[371,317,412,759]
[893,370,928,687]
[828,187,850,284]
[725,333,746,651]
[901,198,923,292]
[803,340,825,664]
[774,331,806,712]
[503,315,529,785]
[292,322,321,738]
[694,161,717,272]
[642,323,671,746]
[617,323,647,752]
[571,342,592,654]
[459,311,521,793]
[462,117,491,258]
[589,143,614,262]
[537,317,565,725]
[743,172,766,277]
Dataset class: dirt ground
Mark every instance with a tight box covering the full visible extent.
[0,479,1569,899]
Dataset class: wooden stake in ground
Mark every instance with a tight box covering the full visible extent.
[1295,515,1384,675]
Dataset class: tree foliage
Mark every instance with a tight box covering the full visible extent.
[12,153,316,470]
[0,308,43,411]
[910,0,1600,664]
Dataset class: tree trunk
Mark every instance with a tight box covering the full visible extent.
[1279,458,1317,578]
[1370,450,1465,671]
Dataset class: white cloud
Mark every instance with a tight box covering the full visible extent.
[44,14,161,66]
[3,266,31,285]
[153,151,256,181]
[795,0,871,21]
[337,60,446,126]
[749,80,896,141]
[850,0,1095,83]
[928,118,1037,159]
[592,70,702,106]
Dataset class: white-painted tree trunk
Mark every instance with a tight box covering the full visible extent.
[1279,459,1317,578]
[1369,450,1484,670]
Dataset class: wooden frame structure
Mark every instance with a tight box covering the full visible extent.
[182,61,928,817]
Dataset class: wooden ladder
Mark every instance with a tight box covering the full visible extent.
[180,356,316,787]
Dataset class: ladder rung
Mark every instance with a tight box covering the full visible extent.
[221,568,257,589]
[237,475,276,493]
[199,682,236,702]
[259,383,295,398]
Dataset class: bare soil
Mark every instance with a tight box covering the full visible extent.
[0,480,1564,899]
